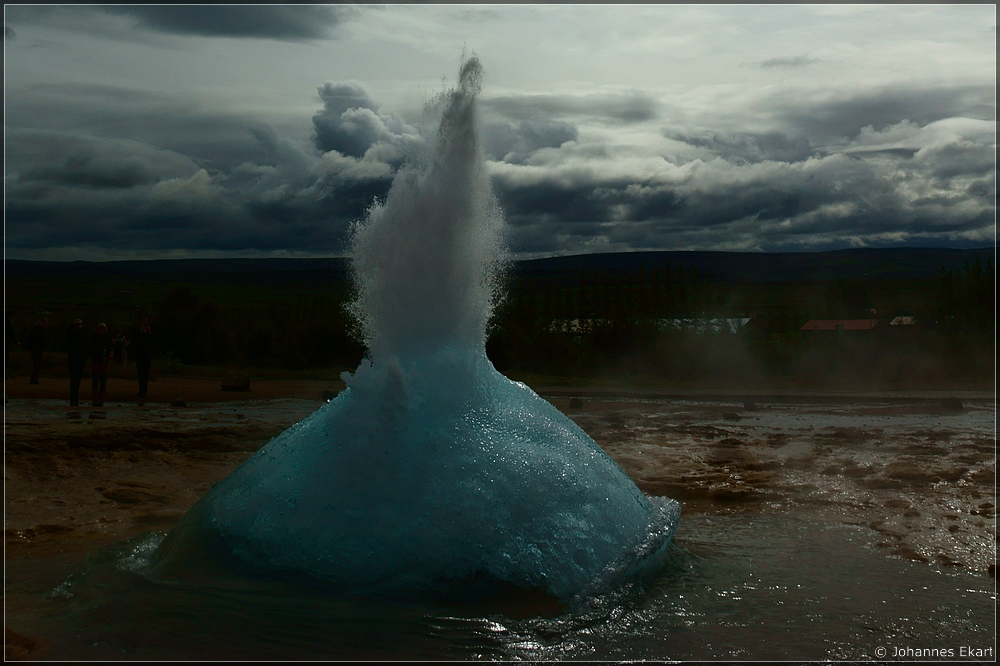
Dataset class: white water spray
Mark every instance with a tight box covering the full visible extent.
[349,58,505,361]
[150,58,679,601]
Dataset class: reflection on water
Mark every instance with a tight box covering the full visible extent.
[22,512,996,661]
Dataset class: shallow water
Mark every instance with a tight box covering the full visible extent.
[17,512,995,661]
[5,397,996,660]
[579,398,996,573]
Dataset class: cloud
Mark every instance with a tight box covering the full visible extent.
[312,82,382,156]
[454,9,503,23]
[664,129,813,164]
[759,55,818,69]
[489,111,995,254]
[5,84,316,174]
[7,5,352,42]
[312,81,423,160]
[8,129,201,189]
[482,119,579,163]
[762,83,995,147]
[3,76,994,260]
[829,117,996,182]
[4,84,404,257]
[484,91,659,124]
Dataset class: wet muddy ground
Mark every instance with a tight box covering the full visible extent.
[3,392,996,660]
[552,396,996,575]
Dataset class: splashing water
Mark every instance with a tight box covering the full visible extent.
[149,58,679,602]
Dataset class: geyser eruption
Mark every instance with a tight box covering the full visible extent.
[150,58,680,601]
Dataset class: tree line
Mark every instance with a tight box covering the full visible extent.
[503,262,703,323]
[937,256,994,338]
[9,259,992,384]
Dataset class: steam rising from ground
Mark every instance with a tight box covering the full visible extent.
[149,58,679,601]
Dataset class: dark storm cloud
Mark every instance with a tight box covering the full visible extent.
[918,140,996,181]
[4,76,994,259]
[4,83,405,256]
[484,91,659,124]
[312,82,381,157]
[666,129,813,164]
[765,83,995,146]
[5,84,343,174]
[491,118,995,254]
[759,55,817,69]
[482,119,578,163]
[9,130,201,189]
[311,81,424,160]
[965,178,996,204]
[118,6,349,40]
[4,26,16,41]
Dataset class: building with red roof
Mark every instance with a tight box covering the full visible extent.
[800,319,878,336]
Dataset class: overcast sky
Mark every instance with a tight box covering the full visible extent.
[4,3,996,261]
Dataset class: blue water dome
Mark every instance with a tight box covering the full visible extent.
[149,57,680,602]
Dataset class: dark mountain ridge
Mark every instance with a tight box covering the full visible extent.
[5,247,994,284]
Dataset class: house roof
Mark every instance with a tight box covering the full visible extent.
[800,319,878,331]
[889,316,917,326]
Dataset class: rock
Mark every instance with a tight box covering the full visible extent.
[88,411,106,420]
[743,401,757,410]
[321,390,338,401]
[723,412,741,421]
[940,398,964,410]
[171,398,187,407]
[569,397,584,409]
[892,545,929,562]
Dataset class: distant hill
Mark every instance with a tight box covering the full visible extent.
[4,247,994,284]
[516,247,995,284]
[4,257,352,283]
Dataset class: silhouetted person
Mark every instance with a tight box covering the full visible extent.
[66,319,87,407]
[90,323,112,407]
[25,317,48,385]
[5,312,19,379]
[112,330,129,366]
[133,317,153,399]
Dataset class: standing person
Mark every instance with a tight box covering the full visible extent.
[25,317,48,385]
[5,312,19,379]
[90,323,112,407]
[66,319,87,407]
[112,329,129,366]
[133,317,153,400]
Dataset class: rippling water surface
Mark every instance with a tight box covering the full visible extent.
[25,512,995,661]
[7,397,996,660]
